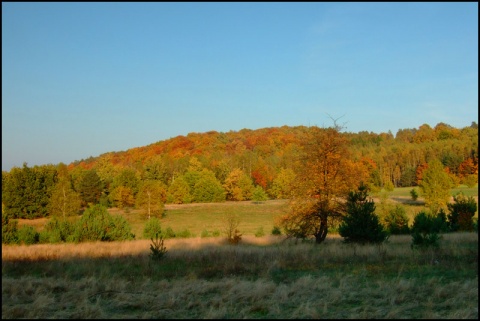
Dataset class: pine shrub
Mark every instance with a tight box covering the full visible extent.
[339,184,388,244]
[410,210,444,249]
[108,215,135,240]
[271,226,282,235]
[149,233,167,261]
[410,188,419,201]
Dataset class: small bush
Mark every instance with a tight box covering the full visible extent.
[447,192,477,232]
[200,229,210,238]
[42,217,76,243]
[108,215,135,240]
[17,225,39,245]
[223,213,241,244]
[228,229,242,244]
[384,205,410,234]
[72,204,134,242]
[410,188,419,201]
[410,210,444,249]
[254,226,265,237]
[175,229,193,238]
[384,181,394,192]
[271,226,282,235]
[163,227,176,239]
[143,217,163,239]
[39,229,61,244]
[212,229,220,237]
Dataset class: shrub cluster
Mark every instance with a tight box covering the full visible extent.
[2,205,135,245]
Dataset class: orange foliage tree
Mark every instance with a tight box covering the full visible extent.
[278,126,368,244]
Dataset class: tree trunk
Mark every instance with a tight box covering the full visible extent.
[314,217,328,244]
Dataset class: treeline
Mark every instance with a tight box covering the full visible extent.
[2,122,478,219]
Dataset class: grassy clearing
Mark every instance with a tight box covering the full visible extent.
[2,233,477,318]
[109,199,288,239]
[385,185,478,198]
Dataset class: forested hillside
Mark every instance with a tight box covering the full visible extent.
[2,122,478,219]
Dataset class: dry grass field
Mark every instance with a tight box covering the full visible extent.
[2,233,478,319]
[4,186,478,318]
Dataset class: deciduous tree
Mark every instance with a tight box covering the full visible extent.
[136,180,167,219]
[48,178,82,220]
[279,126,368,244]
[223,168,254,201]
[419,159,452,214]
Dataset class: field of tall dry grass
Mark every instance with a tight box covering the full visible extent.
[2,233,478,319]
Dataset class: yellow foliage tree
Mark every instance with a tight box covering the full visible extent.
[278,126,369,244]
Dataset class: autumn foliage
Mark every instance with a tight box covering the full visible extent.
[2,122,478,220]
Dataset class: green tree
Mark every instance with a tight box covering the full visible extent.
[2,167,27,219]
[1,163,57,219]
[48,168,82,220]
[167,175,192,204]
[111,168,140,197]
[136,180,167,219]
[192,174,226,203]
[419,159,453,214]
[142,155,170,184]
[447,192,477,231]
[251,186,268,203]
[2,212,19,244]
[77,169,103,206]
[339,183,388,244]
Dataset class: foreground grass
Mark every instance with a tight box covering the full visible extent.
[2,233,478,319]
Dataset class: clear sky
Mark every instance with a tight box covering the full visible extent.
[2,2,478,171]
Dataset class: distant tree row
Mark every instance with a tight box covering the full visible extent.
[2,122,477,219]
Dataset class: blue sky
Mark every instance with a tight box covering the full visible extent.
[2,2,478,171]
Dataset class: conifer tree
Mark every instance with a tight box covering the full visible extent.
[339,183,388,244]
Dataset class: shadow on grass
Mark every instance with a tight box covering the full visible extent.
[390,197,425,206]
